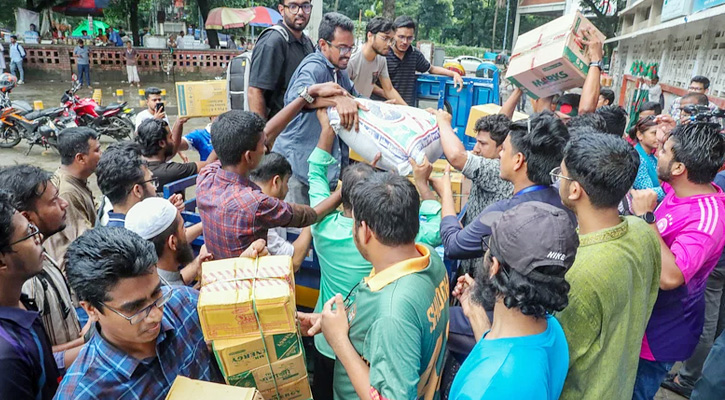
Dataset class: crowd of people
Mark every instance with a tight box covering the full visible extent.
[1,2,725,400]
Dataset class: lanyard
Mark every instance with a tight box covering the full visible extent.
[514,185,548,197]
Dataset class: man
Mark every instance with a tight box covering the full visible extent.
[180,118,214,161]
[348,17,406,104]
[639,101,662,118]
[669,76,717,120]
[272,12,364,205]
[249,152,312,271]
[96,28,108,45]
[56,227,220,398]
[108,27,122,47]
[125,41,140,87]
[630,122,725,400]
[448,202,577,399]
[597,88,615,108]
[307,109,442,398]
[554,133,661,399]
[677,92,709,124]
[248,0,315,119]
[80,30,91,40]
[300,172,449,400]
[382,16,463,106]
[125,198,211,287]
[595,105,629,136]
[73,39,91,90]
[24,23,39,44]
[8,35,25,85]
[0,190,60,400]
[45,127,101,263]
[175,31,185,49]
[645,75,663,108]
[135,87,173,131]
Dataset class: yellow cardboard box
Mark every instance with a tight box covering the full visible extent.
[176,80,228,118]
[165,376,263,400]
[259,377,313,400]
[465,104,529,138]
[225,352,309,392]
[198,256,297,341]
[213,332,302,378]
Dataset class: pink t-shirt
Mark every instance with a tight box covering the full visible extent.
[641,182,725,362]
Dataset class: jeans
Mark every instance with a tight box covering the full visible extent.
[632,358,675,400]
[691,330,725,400]
[77,63,90,86]
[9,60,23,81]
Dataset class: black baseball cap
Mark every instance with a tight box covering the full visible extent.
[480,201,579,282]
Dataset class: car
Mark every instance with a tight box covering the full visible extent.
[453,56,485,75]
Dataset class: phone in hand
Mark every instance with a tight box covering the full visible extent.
[155,102,165,113]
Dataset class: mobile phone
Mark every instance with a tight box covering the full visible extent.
[156,102,165,113]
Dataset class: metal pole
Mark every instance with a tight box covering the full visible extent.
[503,0,511,51]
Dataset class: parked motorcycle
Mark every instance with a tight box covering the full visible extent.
[0,92,69,154]
[61,77,135,141]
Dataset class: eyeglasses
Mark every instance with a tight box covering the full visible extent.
[7,223,42,248]
[343,281,361,310]
[376,34,393,44]
[284,2,313,15]
[687,86,706,92]
[325,40,355,56]
[549,166,573,185]
[140,177,159,190]
[395,35,415,43]
[101,275,174,325]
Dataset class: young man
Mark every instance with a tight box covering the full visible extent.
[639,101,663,118]
[56,227,220,398]
[125,41,140,87]
[125,198,212,287]
[271,12,365,205]
[300,172,449,400]
[307,109,442,398]
[644,75,663,108]
[554,133,661,400]
[348,17,406,104]
[249,152,312,270]
[8,35,25,84]
[45,127,101,263]
[248,0,315,119]
[383,16,463,106]
[73,39,91,90]
[448,202,578,399]
[135,87,170,129]
[595,105,629,136]
[630,122,725,400]
[677,92,710,124]
[597,88,615,108]
[669,76,717,120]
[0,190,60,400]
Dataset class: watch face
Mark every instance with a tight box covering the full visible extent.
[643,212,656,224]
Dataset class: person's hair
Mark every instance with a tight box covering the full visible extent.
[341,163,376,210]
[567,113,607,133]
[179,31,184,35]
[568,125,604,137]
[595,105,628,136]
[350,172,419,246]
[366,17,393,36]
[10,35,17,40]
[78,39,84,44]
[96,142,147,204]
[249,152,292,183]
[564,133,640,208]
[473,252,569,319]
[318,12,354,42]
[64,227,158,311]
[393,15,416,30]
[0,190,16,252]
[639,101,662,115]
[211,110,266,166]
[474,114,510,146]
[599,88,615,106]
[668,123,725,184]
[508,112,570,186]
[681,92,709,106]
[691,75,711,90]
[57,127,98,166]
[652,75,659,82]
[628,116,657,140]
[0,165,52,212]
[149,217,180,258]
[145,86,162,99]
[135,119,168,157]
[81,30,87,34]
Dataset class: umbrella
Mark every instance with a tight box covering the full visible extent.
[71,20,109,37]
[248,6,282,27]
[53,0,110,16]
[205,7,255,30]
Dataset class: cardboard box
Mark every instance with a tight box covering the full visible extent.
[225,352,309,392]
[259,377,313,400]
[465,104,529,138]
[165,376,263,400]
[176,80,228,118]
[506,11,606,99]
[213,332,302,378]
[198,256,297,341]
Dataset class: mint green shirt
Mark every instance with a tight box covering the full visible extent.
[308,147,442,359]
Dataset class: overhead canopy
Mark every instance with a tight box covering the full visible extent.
[53,0,110,16]
[205,7,255,30]
[248,6,282,27]
[71,19,109,37]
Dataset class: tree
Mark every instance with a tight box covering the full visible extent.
[24,0,62,12]
[578,0,626,40]
[382,0,395,20]
[104,0,141,47]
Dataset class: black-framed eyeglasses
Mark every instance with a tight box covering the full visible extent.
[284,2,313,14]
[343,281,361,310]
[325,40,355,56]
[101,275,174,325]
[140,177,159,190]
[549,166,573,185]
[7,223,41,248]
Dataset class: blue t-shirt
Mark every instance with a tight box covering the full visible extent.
[448,314,569,400]
[184,128,213,161]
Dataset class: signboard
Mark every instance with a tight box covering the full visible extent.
[692,0,725,12]
[661,0,693,21]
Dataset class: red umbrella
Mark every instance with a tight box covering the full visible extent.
[248,6,283,27]
[53,0,110,16]
[205,7,255,30]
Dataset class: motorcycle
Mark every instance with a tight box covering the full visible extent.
[61,76,135,141]
[0,91,69,154]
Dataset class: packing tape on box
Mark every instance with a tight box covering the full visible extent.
[510,32,568,69]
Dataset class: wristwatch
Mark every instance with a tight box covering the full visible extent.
[298,87,314,104]
[639,211,656,224]
[589,60,602,69]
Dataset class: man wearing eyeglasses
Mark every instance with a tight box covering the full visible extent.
[0,190,61,400]
[56,227,222,399]
[248,0,315,120]
[669,76,717,121]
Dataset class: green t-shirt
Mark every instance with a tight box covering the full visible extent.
[332,244,449,400]
[556,217,661,400]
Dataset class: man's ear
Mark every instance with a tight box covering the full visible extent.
[272,175,281,190]
[567,180,584,203]
[80,301,101,322]
[360,221,373,245]
[168,232,178,251]
[512,152,525,171]
[489,256,501,278]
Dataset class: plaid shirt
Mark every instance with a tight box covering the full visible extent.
[197,161,293,259]
[55,286,219,399]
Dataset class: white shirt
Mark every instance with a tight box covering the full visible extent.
[267,227,294,257]
[134,109,170,131]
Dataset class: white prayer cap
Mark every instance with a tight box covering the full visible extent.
[125,197,178,240]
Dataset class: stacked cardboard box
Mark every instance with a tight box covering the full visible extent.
[198,256,312,400]
[176,80,229,118]
[166,376,263,400]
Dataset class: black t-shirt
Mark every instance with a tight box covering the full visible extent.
[384,46,432,106]
[147,160,198,193]
[249,23,315,118]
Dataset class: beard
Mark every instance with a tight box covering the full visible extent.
[284,14,309,32]
[471,254,497,311]
[175,239,196,267]
[657,158,674,183]
[163,144,174,160]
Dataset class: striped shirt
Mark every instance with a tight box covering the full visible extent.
[55,286,220,399]
[384,46,431,106]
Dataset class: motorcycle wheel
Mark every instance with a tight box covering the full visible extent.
[0,126,21,148]
[105,115,134,141]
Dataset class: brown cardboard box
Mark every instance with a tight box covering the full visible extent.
[165,376,263,400]
[213,332,301,379]
[225,352,309,393]
[506,11,606,99]
[259,377,313,400]
[176,80,228,117]
[464,104,529,138]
